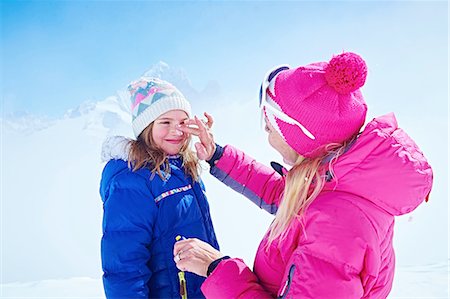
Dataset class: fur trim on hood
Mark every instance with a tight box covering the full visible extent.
[101,136,132,162]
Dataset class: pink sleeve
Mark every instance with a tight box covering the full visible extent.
[201,258,273,298]
[201,252,364,299]
[201,253,364,299]
[210,145,285,214]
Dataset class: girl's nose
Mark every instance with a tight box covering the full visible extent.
[174,128,183,136]
[171,124,184,136]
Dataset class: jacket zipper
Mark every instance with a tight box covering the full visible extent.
[278,264,296,298]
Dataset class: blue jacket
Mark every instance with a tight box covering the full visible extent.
[100,156,219,299]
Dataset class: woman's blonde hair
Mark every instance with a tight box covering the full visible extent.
[127,123,200,181]
[266,140,352,247]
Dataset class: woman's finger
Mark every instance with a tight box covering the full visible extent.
[173,238,222,277]
[182,119,199,126]
[173,239,192,256]
[204,112,214,129]
[195,143,208,160]
[195,116,208,132]
[182,113,213,129]
[195,116,212,141]
[177,115,216,160]
[177,124,200,136]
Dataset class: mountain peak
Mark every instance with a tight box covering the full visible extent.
[138,62,220,105]
[142,61,170,77]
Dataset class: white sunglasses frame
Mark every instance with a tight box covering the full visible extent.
[259,65,316,140]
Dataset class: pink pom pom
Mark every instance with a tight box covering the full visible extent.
[324,52,367,94]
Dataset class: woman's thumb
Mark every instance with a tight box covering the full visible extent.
[195,142,207,160]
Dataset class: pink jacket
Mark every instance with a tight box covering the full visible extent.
[201,113,432,298]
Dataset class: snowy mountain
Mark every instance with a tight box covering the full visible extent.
[1,63,448,298]
[1,61,221,137]
[141,61,222,107]
[2,111,56,135]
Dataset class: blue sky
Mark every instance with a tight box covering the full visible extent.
[2,0,447,118]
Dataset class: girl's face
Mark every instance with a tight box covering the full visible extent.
[152,110,189,155]
[265,118,300,166]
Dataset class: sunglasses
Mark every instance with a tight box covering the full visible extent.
[259,65,316,140]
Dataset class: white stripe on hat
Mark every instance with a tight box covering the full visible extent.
[132,95,192,137]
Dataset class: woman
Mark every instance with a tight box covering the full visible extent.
[174,52,433,298]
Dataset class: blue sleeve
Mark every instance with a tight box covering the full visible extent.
[101,185,157,299]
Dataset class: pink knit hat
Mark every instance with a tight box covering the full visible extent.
[261,52,368,158]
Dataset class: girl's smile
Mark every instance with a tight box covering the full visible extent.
[152,110,189,155]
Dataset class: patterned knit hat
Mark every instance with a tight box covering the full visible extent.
[262,52,368,158]
[128,77,191,137]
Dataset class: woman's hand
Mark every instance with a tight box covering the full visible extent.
[178,112,216,161]
[173,238,224,277]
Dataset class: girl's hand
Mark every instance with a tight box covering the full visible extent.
[178,112,216,161]
[173,238,224,277]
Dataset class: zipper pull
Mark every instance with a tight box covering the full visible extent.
[176,235,188,299]
[178,271,187,299]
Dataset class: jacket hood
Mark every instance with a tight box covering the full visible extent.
[101,136,132,163]
[324,113,433,216]
[99,136,133,202]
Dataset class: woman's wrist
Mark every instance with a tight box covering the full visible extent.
[206,255,231,276]
[206,143,224,167]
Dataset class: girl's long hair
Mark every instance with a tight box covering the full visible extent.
[127,123,200,181]
[266,140,352,247]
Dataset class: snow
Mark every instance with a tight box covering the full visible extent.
[390,263,449,298]
[1,63,448,298]
[1,278,104,298]
[1,264,447,298]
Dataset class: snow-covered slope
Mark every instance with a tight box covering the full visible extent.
[1,263,448,298]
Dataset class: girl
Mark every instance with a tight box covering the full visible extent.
[173,52,433,298]
[100,77,219,298]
